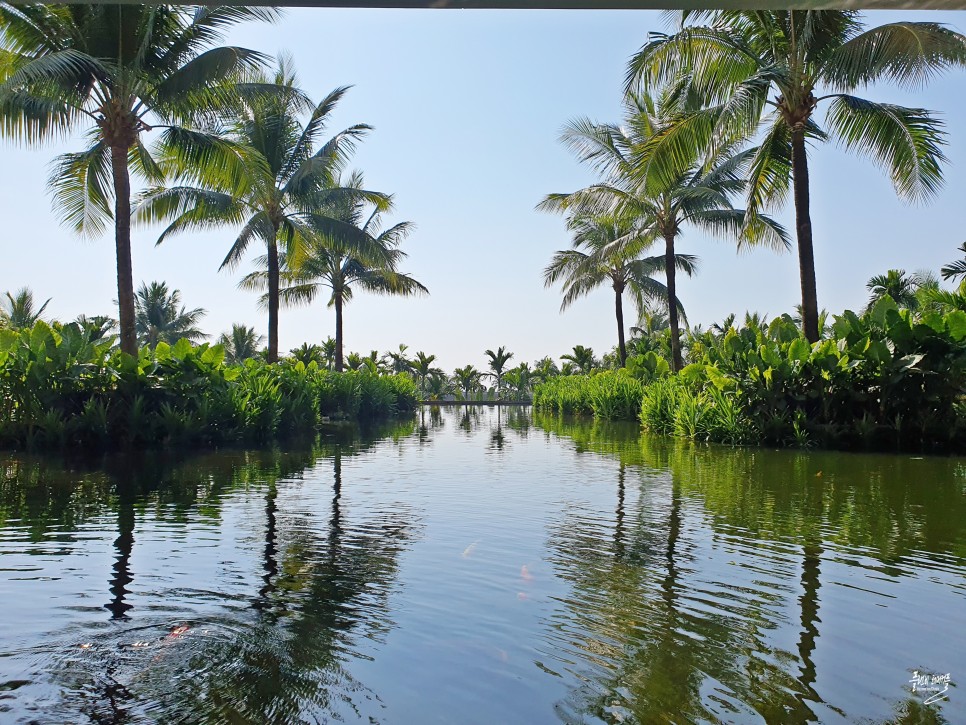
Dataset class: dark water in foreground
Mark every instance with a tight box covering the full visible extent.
[0,406,964,724]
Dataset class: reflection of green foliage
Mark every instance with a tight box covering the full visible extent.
[538,414,966,723]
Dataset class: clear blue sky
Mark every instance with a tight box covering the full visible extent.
[2,8,965,372]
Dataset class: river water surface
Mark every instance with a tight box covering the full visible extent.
[0,405,964,723]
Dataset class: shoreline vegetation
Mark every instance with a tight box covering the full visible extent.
[2,8,966,454]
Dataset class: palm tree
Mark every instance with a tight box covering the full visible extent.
[532,356,560,383]
[540,92,786,370]
[561,345,598,375]
[320,337,337,370]
[866,269,920,311]
[289,342,322,366]
[627,10,965,342]
[452,365,483,401]
[134,281,206,347]
[1,287,50,328]
[239,171,426,371]
[0,4,276,354]
[484,346,514,401]
[411,351,439,398]
[387,344,413,375]
[543,211,697,369]
[75,314,117,343]
[138,58,386,362]
[219,324,263,363]
[941,243,966,283]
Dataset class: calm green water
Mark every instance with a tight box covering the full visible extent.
[0,406,964,724]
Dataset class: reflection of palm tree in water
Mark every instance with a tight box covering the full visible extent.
[490,406,506,451]
[255,479,279,608]
[105,480,135,620]
[614,464,626,560]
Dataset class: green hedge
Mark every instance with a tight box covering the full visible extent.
[0,321,418,450]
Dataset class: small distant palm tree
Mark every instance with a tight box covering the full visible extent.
[941,243,966,283]
[424,371,453,401]
[866,269,920,310]
[289,342,322,365]
[134,281,206,347]
[452,365,483,401]
[320,337,337,370]
[485,346,514,401]
[560,345,598,375]
[503,363,534,401]
[219,324,263,363]
[388,344,413,374]
[75,314,118,343]
[1,287,51,329]
[412,351,439,397]
[532,357,560,383]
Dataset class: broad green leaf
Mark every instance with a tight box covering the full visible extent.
[869,296,898,328]
[945,310,966,341]
[866,339,892,365]
[172,338,192,360]
[154,341,171,361]
[788,338,811,364]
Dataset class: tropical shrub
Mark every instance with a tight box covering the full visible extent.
[0,322,417,450]
[537,301,966,452]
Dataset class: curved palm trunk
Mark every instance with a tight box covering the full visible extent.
[267,239,280,363]
[664,234,683,372]
[791,129,820,344]
[334,294,344,372]
[614,284,627,367]
[110,145,137,356]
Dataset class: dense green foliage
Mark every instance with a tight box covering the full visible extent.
[535,301,966,452]
[0,321,417,450]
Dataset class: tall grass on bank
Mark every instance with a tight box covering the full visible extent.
[0,322,418,450]
[532,370,644,420]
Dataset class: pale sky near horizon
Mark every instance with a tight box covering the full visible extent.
[2,7,965,372]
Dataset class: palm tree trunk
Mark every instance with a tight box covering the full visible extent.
[665,234,683,372]
[614,285,627,367]
[110,144,137,356]
[791,129,820,344]
[334,294,344,372]
[267,238,280,363]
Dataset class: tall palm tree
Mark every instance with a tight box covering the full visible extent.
[484,346,514,401]
[0,4,276,354]
[627,10,965,342]
[1,287,50,328]
[239,172,427,371]
[134,280,206,347]
[560,345,598,375]
[540,92,786,370]
[219,323,263,363]
[866,269,920,311]
[138,58,386,362]
[543,211,697,369]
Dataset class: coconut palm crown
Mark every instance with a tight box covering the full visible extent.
[627,10,966,343]
[543,211,697,369]
[0,3,277,354]
[540,91,787,370]
[137,57,388,362]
